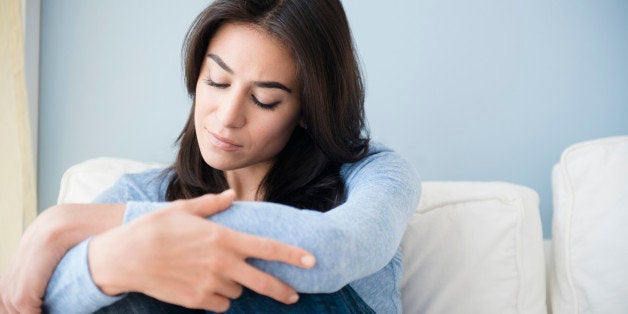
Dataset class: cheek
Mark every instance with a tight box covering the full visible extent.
[193,90,216,127]
[193,100,203,133]
[254,112,300,149]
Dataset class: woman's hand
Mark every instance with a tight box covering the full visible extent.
[0,209,66,314]
[89,190,316,313]
[0,204,125,314]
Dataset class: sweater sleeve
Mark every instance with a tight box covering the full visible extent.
[209,149,421,292]
[43,171,170,313]
[125,148,421,293]
[43,239,125,313]
[44,146,421,312]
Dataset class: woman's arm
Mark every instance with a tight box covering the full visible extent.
[44,145,420,311]
[119,147,420,292]
[207,148,421,292]
[92,145,420,293]
[42,193,315,314]
[0,203,124,314]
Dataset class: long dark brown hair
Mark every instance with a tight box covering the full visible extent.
[166,0,369,212]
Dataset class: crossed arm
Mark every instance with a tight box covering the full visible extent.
[0,146,420,314]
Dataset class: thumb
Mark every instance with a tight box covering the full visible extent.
[183,189,236,217]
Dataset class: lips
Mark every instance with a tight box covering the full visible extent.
[206,129,242,151]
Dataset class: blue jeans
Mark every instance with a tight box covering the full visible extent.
[95,286,374,313]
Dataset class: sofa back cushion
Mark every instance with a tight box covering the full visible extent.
[57,157,163,204]
[550,136,628,314]
[401,182,546,314]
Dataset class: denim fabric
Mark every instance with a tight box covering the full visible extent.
[95,285,374,314]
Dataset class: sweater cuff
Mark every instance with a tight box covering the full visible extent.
[123,201,169,223]
[44,238,124,313]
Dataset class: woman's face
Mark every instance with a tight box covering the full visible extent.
[194,22,300,172]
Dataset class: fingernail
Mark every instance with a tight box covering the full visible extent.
[300,255,315,268]
[289,293,299,304]
[222,189,235,197]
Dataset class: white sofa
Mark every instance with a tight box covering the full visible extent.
[57,136,628,314]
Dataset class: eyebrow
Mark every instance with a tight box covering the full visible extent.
[208,53,233,74]
[207,53,292,93]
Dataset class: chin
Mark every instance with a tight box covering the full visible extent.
[202,157,240,171]
[197,145,236,169]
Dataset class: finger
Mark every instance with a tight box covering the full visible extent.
[1,296,16,314]
[10,297,41,314]
[232,233,316,269]
[203,294,231,313]
[2,301,16,314]
[212,277,243,300]
[205,294,231,313]
[179,190,235,217]
[0,298,7,314]
[181,293,231,313]
[227,261,299,305]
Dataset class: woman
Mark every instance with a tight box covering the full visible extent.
[0,0,420,313]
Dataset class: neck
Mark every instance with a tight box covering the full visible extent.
[223,161,273,201]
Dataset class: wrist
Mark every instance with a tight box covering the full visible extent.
[88,228,130,296]
[26,205,74,251]
[42,203,126,251]
[37,205,88,252]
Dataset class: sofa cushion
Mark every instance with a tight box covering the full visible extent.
[400,182,546,314]
[550,136,628,314]
[57,157,163,204]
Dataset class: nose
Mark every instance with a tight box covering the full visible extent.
[216,89,247,128]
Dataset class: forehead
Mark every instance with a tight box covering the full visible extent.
[205,22,296,83]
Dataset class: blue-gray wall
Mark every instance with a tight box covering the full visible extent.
[39,0,628,238]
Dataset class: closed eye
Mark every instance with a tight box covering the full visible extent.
[204,76,279,110]
[204,77,229,88]
[252,95,279,110]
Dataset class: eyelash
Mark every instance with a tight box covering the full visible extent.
[204,78,229,89]
[204,77,279,111]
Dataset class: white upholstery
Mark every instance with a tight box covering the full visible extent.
[550,136,628,314]
[57,160,549,314]
[400,182,546,314]
[57,157,163,204]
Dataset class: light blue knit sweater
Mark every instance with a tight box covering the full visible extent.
[43,143,421,313]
